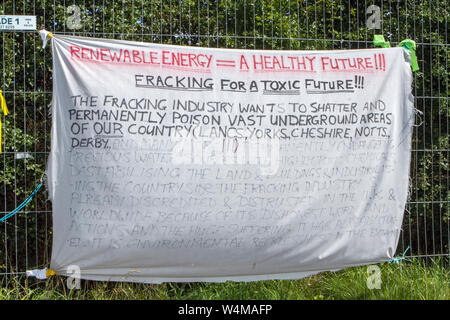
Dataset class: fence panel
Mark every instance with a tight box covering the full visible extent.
[0,0,448,295]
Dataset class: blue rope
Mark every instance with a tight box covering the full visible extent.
[0,181,43,222]
[389,246,412,264]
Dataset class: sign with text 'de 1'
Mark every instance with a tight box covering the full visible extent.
[46,35,415,283]
[0,15,36,30]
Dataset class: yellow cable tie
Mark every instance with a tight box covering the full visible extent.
[46,269,56,277]
[0,90,8,153]
[0,90,8,116]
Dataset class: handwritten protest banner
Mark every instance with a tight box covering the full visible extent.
[46,35,414,282]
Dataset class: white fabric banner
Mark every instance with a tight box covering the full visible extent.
[47,35,414,283]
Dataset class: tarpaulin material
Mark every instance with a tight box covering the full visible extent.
[46,35,414,283]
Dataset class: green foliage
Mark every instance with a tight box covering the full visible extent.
[0,0,448,273]
[0,259,448,300]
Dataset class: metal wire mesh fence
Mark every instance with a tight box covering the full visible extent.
[0,0,448,293]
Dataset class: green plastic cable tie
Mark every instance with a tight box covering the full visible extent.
[373,34,391,48]
[397,39,419,72]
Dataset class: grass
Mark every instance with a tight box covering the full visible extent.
[0,258,448,300]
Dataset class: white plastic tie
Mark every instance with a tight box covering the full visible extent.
[39,29,53,48]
